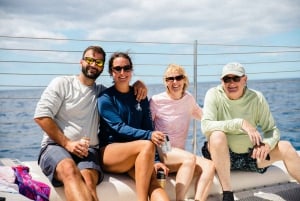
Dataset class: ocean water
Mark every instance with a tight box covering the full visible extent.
[0,78,299,161]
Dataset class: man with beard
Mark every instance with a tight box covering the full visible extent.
[34,46,147,201]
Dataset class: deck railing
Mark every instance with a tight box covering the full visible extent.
[0,35,300,156]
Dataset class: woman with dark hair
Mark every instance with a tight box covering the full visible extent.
[97,52,169,201]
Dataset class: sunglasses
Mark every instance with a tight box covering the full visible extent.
[84,57,104,68]
[222,76,243,83]
[165,75,185,82]
[112,65,132,73]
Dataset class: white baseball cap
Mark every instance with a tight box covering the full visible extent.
[221,62,245,78]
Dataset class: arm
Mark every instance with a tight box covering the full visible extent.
[98,93,153,140]
[256,93,280,150]
[239,91,280,152]
[132,80,147,101]
[246,94,280,160]
[34,78,89,157]
[34,117,69,147]
[190,93,202,120]
[140,99,166,164]
[34,117,88,158]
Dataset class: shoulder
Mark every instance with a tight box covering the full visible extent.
[45,76,76,92]
[245,87,266,102]
[246,87,263,96]
[183,91,194,98]
[205,85,221,96]
[150,92,168,102]
[182,91,198,103]
[50,75,74,85]
[99,86,114,98]
[206,85,220,92]
[95,83,107,96]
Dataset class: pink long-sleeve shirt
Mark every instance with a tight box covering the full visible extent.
[149,91,202,149]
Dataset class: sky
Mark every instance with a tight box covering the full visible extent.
[0,0,300,89]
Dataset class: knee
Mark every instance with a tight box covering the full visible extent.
[278,141,296,156]
[184,153,196,167]
[140,140,155,155]
[191,154,197,165]
[197,158,215,177]
[209,131,227,148]
[279,140,293,149]
[56,158,80,179]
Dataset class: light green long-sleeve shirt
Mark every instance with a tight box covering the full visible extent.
[201,85,280,153]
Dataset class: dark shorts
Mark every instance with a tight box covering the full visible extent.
[201,141,268,173]
[38,144,104,187]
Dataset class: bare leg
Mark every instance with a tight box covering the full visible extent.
[194,156,215,201]
[163,148,196,201]
[257,140,300,182]
[101,140,155,201]
[128,166,170,201]
[148,169,170,201]
[56,158,93,201]
[208,131,232,191]
[81,169,100,201]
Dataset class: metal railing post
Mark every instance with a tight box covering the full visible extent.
[193,40,198,154]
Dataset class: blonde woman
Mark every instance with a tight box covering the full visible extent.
[150,64,215,201]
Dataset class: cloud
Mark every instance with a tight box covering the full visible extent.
[0,0,299,43]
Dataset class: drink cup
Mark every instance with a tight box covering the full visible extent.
[157,169,166,188]
[161,134,171,153]
[80,136,90,148]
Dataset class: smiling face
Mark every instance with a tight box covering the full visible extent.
[79,46,106,82]
[80,49,104,80]
[111,56,133,88]
[164,64,188,100]
[221,74,247,100]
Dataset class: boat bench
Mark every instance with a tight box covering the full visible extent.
[19,160,296,201]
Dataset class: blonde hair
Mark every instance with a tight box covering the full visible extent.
[164,64,189,94]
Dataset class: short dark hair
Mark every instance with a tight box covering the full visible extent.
[82,46,106,62]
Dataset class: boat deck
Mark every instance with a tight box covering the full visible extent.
[0,158,299,201]
[207,182,300,201]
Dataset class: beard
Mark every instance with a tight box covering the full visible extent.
[81,65,102,80]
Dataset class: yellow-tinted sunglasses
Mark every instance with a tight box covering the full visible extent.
[84,57,104,68]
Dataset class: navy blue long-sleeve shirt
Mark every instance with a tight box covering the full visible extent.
[98,86,160,162]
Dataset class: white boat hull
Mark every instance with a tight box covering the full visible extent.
[1,156,300,201]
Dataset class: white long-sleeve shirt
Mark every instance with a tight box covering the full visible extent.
[34,75,106,148]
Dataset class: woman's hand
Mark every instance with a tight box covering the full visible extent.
[154,162,169,176]
[151,131,165,146]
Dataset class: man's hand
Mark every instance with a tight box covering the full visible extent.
[250,142,271,160]
[65,140,89,158]
[132,80,147,101]
[242,120,262,146]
